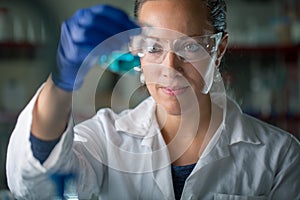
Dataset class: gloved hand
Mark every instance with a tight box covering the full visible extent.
[52,4,140,91]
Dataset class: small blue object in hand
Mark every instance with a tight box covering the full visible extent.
[100,52,141,75]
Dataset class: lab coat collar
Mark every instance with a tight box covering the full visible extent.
[191,98,262,175]
[195,97,262,164]
[224,98,262,146]
[115,96,262,155]
[115,97,161,145]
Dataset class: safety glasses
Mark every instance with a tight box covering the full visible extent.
[130,32,222,64]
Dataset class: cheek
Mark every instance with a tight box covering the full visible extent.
[183,59,214,80]
[141,63,163,83]
[145,83,156,97]
[172,60,215,96]
[190,58,215,78]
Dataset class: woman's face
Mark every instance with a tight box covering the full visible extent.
[138,0,217,115]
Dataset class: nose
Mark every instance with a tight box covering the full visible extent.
[161,51,183,77]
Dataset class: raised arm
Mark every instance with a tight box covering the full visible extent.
[31,5,139,141]
[7,5,140,199]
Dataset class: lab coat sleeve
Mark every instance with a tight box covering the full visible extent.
[269,135,300,199]
[6,84,78,199]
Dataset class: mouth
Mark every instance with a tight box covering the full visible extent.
[160,86,189,96]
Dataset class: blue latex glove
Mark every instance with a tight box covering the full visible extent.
[52,5,140,91]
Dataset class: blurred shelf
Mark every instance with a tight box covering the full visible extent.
[227,44,300,58]
[0,42,40,58]
[228,43,300,52]
[245,112,300,139]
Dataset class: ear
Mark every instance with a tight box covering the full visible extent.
[215,33,229,67]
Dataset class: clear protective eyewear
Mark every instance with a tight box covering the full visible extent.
[130,32,223,64]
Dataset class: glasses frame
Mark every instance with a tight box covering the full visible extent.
[129,32,223,64]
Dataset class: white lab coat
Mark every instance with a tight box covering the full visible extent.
[6,85,300,200]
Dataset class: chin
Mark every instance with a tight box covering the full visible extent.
[157,95,198,116]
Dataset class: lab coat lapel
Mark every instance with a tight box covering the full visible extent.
[151,162,175,199]
[115,97,156,137]
[225,98,262,145]
[150,134,175,200]
[193,134,231,172]
[115,97,175,198]
[192,97,262,173]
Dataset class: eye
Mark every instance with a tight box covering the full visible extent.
[183,42,201,52]
[145,43,163,54]
[143,38,163,54]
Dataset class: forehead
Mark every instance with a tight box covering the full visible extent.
[138,0,213,36]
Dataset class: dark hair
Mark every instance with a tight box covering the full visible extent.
[134,0,227,33]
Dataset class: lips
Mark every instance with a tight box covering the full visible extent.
[160,86,189,96]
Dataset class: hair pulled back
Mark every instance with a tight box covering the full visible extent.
[134,0,227,33]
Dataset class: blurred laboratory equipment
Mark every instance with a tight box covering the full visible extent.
[0,7,13,42]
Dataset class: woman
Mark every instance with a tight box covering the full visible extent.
[6,0,300,199]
